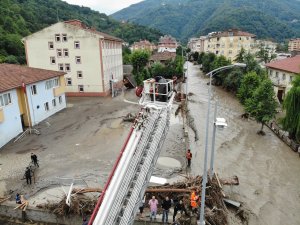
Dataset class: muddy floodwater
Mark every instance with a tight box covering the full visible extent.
[185,62,300,225]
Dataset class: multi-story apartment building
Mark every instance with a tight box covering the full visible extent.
[254,40,277,57]
[158,35,178,53]
[23,20,123,97]
[0,64,66,148]
[288,38,300,52]
[265,55,300,102]
[131,40,157,52]
[204,29,256,61]
[187,38,201,52]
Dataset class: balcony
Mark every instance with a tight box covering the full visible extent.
[0,108,4,123]
[53,85,66,97]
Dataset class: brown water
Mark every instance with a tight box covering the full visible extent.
[185,62,300,225]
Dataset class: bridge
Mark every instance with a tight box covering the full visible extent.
[88,78,176,225]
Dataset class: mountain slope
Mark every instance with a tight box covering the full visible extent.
[112,0,300,42]
[0,0,163,64]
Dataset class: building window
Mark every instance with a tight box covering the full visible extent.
[46,78,59,89]
[62,34,68,42]
[31,85,37,95]
[229,43,233,48]
[48,42,54,50]
[269,70,273,76]
[55,34,61,42]
[57,49,62,57]
[63,49,69,57]
[75,56,81,64]
[44,102,49,111]
[74,41,80,49]
[289,76,293,83]
[59,96,63,104]
[52,99,56,107]
[65,63,71,72]
[282,74,286,80]
[77,71,83,78]
[275,72,279,78]
[229,50,233,54]
[0,93,12,107]
[66,78,72,86]
[78,85,84,92]
[50,57,56,64]
[58,63,64,71]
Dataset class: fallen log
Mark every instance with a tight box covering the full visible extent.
[0,197,10,204]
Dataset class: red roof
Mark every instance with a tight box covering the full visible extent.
[0,64,66,93]
[64,20,122,42]
[265,56,300,74]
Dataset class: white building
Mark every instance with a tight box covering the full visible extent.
[265,55,300,102]
[0,64,66,148]
[157,35,178,53]
[22,20,123,97]
[187,38,201,52]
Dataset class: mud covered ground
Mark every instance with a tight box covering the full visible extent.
[0,89,186,211]
[186,62,300,225]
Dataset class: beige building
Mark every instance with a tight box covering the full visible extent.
[204,29,256,61]
[288,38,300,52]
[265,55,300,102]
[131,40,156,52]
[187,38,201,52]
[254,40,277,57]
[23,20,123,97]
[158,35,178,53]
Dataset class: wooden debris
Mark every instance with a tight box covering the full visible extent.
[0,197,10,204]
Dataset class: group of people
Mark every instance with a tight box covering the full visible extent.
[24,153,39,185]
[139,195,188,223]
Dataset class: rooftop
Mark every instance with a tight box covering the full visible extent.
[0,64,65,93]
[210,29,256,38]
[150,52,176,61]
[265,55,300,74]
[64,20,123,42]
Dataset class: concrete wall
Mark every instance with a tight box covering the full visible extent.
[26,77,66,126]
[101,40,123,91]
[0,202,82,225]
[0,89,23,149]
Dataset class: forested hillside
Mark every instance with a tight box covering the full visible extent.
[0,0,163,64]
[112,0,300,42]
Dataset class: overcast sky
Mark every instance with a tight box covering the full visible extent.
[64,0,144,15]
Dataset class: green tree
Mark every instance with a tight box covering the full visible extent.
[150,62,165,77]
[245,79,277,133]
[281,76,300,142]
[211,55,231,85]
[234,47,246,63]
[130,50,150,85]
[122,46,131,64]
[237,72,261,104]
[202,52,216,73]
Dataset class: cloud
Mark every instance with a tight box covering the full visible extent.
[63,0,143,14]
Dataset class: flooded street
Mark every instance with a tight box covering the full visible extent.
[185,62,300,225]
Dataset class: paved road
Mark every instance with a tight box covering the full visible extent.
[185,62,300,225]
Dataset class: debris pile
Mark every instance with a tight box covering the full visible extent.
[36,175,239,225]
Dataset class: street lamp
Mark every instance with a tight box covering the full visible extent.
[199,62,246,225]
[209,105,228,178]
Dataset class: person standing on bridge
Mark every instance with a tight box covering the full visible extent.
[186,149,192,167]
[149,195,159,221]
[162,196,171,223]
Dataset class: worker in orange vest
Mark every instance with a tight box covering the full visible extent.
[186,149,192,167]
[190,189,200,213]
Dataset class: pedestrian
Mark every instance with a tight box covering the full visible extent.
[25,167,32,185]
[31,153,39,167]
[186,149,192,167]
[148,195,159,221]
[173,200,187,222]
[82,217,88,225]
[139,195,146,218]
[161,196,171,223]
[15,193,22,204]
